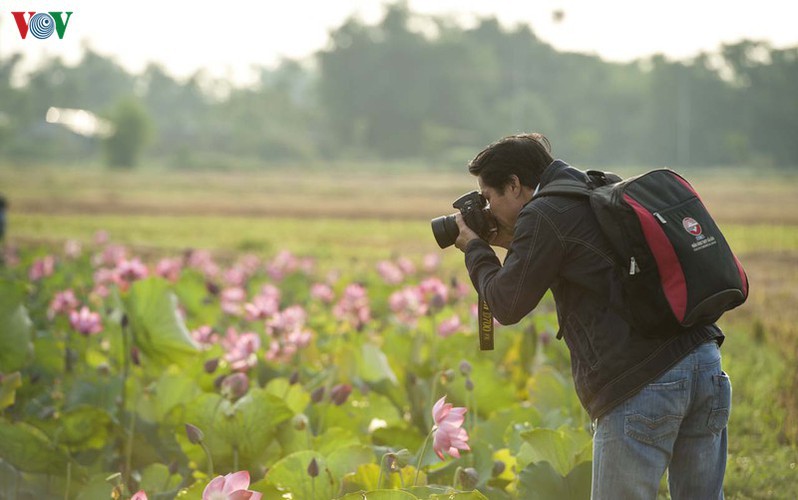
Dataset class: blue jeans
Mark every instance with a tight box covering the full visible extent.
[592,341,731,499]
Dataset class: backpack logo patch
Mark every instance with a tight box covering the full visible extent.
[682,217,702,236]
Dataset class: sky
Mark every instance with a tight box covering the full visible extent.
[2,0,797,86]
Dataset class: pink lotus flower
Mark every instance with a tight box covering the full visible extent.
[437,315,462,338]
[202,470,262,500]
[267,250,300,281]
[192,325,219,346]
[69,306,103,336]
[244,290,280,321]
[29,255,55,281]
[396,257,416,275]
[155,257,182,282]
[187,249,220,278]
[220,287,247,316]
[115,258,149,285]
[64,239,82,259]
[432,396,470,460]
[94,244,127,267]
[333,283,371,330]
[221,328,260,371]
[310,283,335,304]
[130,491,148,500]
[94,230,109,245]
[48,289,79,320]
[423,253,441,273]
[376,260,404,285]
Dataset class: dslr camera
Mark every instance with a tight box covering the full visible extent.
[431,191,497,248]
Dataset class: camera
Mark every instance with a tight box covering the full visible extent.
[431,191,497,248]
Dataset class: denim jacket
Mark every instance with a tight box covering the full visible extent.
[464,160,723,419]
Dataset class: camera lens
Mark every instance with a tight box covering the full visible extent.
[431,215,460,249]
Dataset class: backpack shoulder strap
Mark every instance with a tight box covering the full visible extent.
[534,170,621,199]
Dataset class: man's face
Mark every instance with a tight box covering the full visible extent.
[478,176,523,235]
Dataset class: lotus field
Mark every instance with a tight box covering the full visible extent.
[0,230,598,500]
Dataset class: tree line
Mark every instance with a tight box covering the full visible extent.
[0,3,796,169]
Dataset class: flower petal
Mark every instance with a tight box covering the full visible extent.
[202,476,226,498]
[222,471,251,494]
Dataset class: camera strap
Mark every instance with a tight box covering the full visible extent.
[478,297,494,350]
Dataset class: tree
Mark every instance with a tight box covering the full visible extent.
[103,97,152,168]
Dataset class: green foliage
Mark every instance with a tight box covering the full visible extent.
[1,4,797,167]
[0,280,33,372]
[124,277,200,367]
[103,97,152,168]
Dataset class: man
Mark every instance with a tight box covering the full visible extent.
[454,133,731,499]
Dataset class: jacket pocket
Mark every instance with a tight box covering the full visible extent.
[564,313,600,370]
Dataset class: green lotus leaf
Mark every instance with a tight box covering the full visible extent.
[0,281,33,373]
[0,371,22,410]
[338,490,419,499]
[123,277,199,368]
[264,450,334,500]
[264,377,311,414]
[139,462,182,494]
[517,427,592,477]
[358,342,399,385]
[180,388,292,471]
[340,463,425,494]
[0,419,72,475]
[58,405,113,450]
[516,460,592,500]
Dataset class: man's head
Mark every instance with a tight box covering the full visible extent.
[467,133,554,193]
[466,133,554,238]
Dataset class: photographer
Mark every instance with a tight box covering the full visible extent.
[453,133,730,499]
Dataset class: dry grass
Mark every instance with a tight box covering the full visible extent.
[4,165,797,224]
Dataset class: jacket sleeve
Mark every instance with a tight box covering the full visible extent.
[464,205,565,325]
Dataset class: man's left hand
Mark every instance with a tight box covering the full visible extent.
[454,213,480,252]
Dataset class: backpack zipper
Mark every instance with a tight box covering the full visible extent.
[654,212,667,223]
[629,256,640,275]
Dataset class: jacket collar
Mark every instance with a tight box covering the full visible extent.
[538,159,588,188]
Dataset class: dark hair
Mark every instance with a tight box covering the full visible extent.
[467,133,554,193]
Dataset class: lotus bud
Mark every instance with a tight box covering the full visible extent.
[307,458,319,478]
[185,423,204,444]
[394,449,413,468]
[289,371,300,385]
[458,467,479,490]
[130,346,141,366]
[292,413,309,431]
[330,384,352,406]
[310,386,325,403]
[492,460,506,476]
[220,372,249,400]
[204,358,219,374]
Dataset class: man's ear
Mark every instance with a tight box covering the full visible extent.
[509,175,522,196]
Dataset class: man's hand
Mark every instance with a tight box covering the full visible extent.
[491,225,513,249]
[454,213,480,252]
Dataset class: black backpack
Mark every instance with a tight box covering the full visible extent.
[535,168,749,336]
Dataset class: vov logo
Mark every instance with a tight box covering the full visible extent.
[12,11,73,39]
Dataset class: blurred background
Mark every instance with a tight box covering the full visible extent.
[0,0,796,171]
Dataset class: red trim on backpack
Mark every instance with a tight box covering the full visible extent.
[623,194,688,322]
[672,172,701,199]
[733,254,749,297]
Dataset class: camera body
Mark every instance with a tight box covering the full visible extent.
[431,191,497,248]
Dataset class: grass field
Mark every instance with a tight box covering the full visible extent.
[3,163,798,498]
